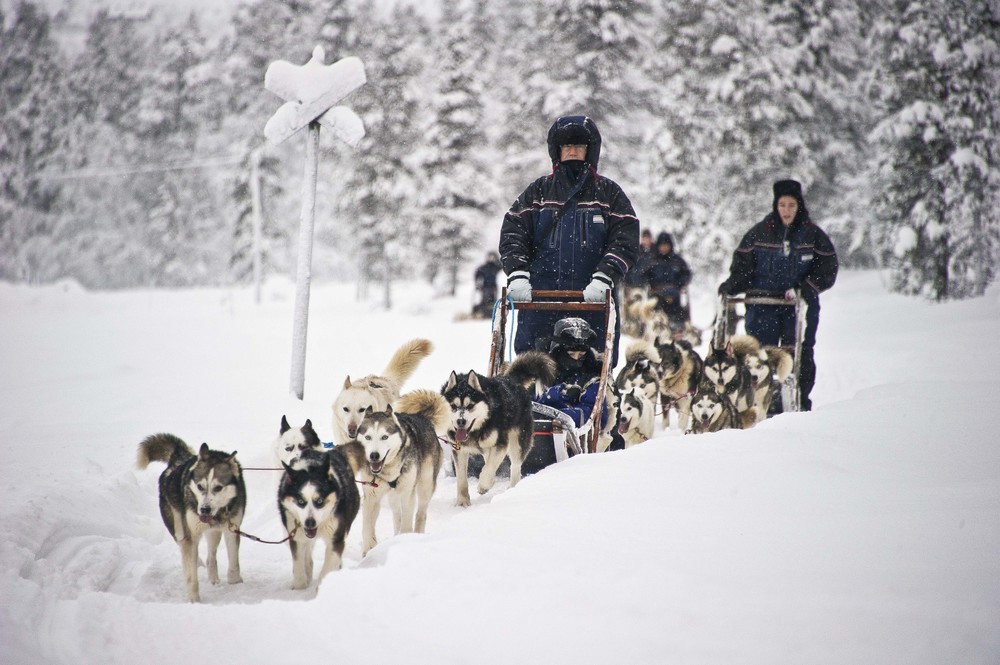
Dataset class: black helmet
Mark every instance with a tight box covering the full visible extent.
[546,115,602,169]
[550,317,596,353]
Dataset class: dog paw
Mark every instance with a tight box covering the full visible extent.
[291,579,309,590]
[455,495,471,507]
[228,573,243,585]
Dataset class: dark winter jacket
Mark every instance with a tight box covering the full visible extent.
[474,259,502,293]
[499,165,639,289]
[720,213,838,301]
[643,250,692,296]
[624,246,654,287]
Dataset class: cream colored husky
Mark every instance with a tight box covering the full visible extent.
[331,338,433,445]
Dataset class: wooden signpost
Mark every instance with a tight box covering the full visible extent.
[264,46,366,399]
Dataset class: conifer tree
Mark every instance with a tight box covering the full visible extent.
[868,0,1000,300]
[415,0,495,296]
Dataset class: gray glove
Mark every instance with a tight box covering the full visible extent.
[506,270,532,302]
[582,272,613,302]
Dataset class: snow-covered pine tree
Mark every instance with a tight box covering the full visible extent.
[868,0,999,300]
[0,1,65,281]
[415,0,496,296]
[337,4,429,306]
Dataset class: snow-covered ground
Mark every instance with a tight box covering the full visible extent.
[1,270,998,664]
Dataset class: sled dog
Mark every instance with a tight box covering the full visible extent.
[653,337,703,432]
[356,390,449,555]
[617,385,656,447]
[275,415,325,466]
[597,381,625,453]
[441,351,557,507]
[332,338,433,444]
[743,344,794,423]
[278,447,360,589]
[689,386,742,434]
[702,336,759,428]
[136,434,246,602]
[615,339,661,401]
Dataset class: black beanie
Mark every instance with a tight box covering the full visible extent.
[772,179,808,223]
[656,231,673,246]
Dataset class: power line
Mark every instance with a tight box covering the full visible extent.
[40,153,246,180]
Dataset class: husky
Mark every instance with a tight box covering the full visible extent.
[597,381,625,453]
[615,339,661,401]
[653,336,704,432]
[689,387,742,434]
[136,434,246,603]
[331,338,433,445]
[278,447,360,589]
[744,344,794,423]
[275,415,325,466]
[355,390,449,555]
[617,385,656,447]
[441,351,557,507]
[702,336,759,428]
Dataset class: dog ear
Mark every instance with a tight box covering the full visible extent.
[280,415,291,434]
[343,375,353,389]
[303,419,313,432]
[228,451,241,476]
[384,404,394,415]
[468,371,482,391]
[364,405,373,416]
[281,461,295,476]
[198,443,211,459]
[726,342,735,357]
[445,371,458,392]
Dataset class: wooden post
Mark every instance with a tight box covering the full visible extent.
[264,47,366,400]
[288,122,321,399]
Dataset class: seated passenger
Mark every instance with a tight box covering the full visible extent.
[536,317,608,430]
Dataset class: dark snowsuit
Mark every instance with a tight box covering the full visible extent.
[473,257,502,317]
[499,117,639,365]
[536,346,607,428]
[719,182,838,410]
[644,248,692,323]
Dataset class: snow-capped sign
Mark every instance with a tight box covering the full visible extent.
[264,46,366,146]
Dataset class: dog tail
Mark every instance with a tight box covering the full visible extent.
[502,350,558,393]
[624,338,661,365]
[396,389,451,434]
[765,346,794,382]
[729,334,762,362]
[382,338,434,389]
[136,433,192,470]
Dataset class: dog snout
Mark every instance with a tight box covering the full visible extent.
[347,423,358,437]
[199,504,212,516]
[305,517,316,530]
[369,451,381,462]
[455,415,467,429]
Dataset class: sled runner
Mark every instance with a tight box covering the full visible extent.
[712,292,806,414]
[488,288,616,470]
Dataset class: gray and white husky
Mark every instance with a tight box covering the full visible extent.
[356,390,449,555]
[136,433,246,603]
[689,387,741,434]
[278,445,360,590]
[441,351,557,507]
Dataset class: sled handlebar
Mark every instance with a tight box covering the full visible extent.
[509,289,609,312]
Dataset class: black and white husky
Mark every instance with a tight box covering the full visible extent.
[136,433,246,603]
[355,390,449,555]
[617,385,656,447]
[702,337,758,428]
[441,351,557,507]
[689,387,742,434]
[278,446,360,590]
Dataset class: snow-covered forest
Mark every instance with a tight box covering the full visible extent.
[1,0,998,299]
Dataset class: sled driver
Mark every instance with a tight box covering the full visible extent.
[499,115,640,365]
[718,179,838,411]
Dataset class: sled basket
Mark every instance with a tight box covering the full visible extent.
[712,292,806,414]
[488,288,616,466]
